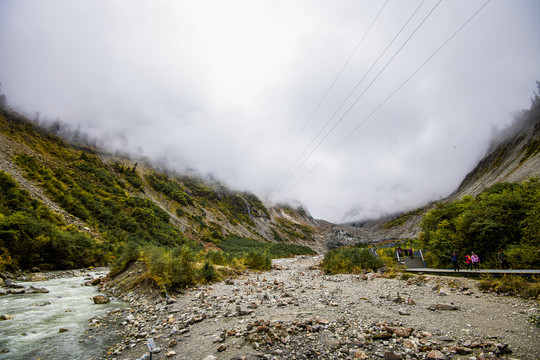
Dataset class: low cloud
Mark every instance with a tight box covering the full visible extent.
[1,0,539,222]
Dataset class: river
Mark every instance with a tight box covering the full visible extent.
[0,271,127,360]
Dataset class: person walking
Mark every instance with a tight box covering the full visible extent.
[471,252,480,270]
[451,252,460,272]
[498,249,509,269]
[465,254,472,270]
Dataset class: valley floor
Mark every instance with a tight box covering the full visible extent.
[96,256,540,360]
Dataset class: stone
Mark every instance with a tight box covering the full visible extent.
[384,326,413,337]
[384,351,402,360]
[403,339,417,351]
[217,344,227,352]
[27,285,49,293]
[355,350,368,359]
[324,340,341,349]
[203,356,219,360]
[426,350,447,359]
[58,328,69,333]
[8,288,26,295]
[449,346,472,355]
[429,304,460,311]
[0,314,13,320]
[168,339,178,347]
[92,295,110,304]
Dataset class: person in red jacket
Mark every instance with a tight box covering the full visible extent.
[465,254,472,270]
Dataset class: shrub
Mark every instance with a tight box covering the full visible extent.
[242,250,272,271]
[479,274,540,299]
[200,260,217,283]
[144,245,196,290]
[321,247,384,274]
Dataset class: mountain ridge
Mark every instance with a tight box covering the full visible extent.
[327,95,540,246]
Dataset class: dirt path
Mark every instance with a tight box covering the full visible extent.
[98,256,539,360]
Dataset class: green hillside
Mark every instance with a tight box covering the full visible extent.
[0,108,317,289]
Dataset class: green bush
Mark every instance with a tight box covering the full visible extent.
[201,260,217,283]
[419,178,540,269]
[479,274,540,299]
[242,250,272,271]
[217,236,315,259]
[321,247,384,274]
[145,245,196,290]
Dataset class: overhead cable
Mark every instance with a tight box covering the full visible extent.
[281,0,492,196]
[267,0,391,191]
[274,0,441,194]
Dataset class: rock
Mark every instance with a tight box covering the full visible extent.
[58,328,69,333]
[384,326,413,337]
[495,343,512,354]
[166,297,177,304]
[217,344,227,352]
[449,346,473,355]
[27,285,49,293]
[166,350,176,357]
[355,350,369,359]
[7,288,25,295]
[0,314,13,320]
[438,288,450,296]
[85,278,102,286]
[203,356,219,360]
[324,340,341,349]
[428,304,460,311]
[29,274,47,281]
[92,295,110,304]
[403,339,417,351]
[426,349,447,359]
[4,279,23,288]
[168,339,178,348]
[384,351,403,360]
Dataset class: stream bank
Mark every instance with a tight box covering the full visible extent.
[98,256,539,360]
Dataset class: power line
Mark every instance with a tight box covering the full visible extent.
[267,0,390,191]
[281,0,492,196]
[274,0,441,195]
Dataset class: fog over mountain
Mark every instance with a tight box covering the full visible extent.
[1,0,539,222]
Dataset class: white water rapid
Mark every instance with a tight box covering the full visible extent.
[0,271,126,359]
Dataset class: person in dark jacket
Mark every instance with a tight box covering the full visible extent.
[451,251,460,271]
[498,249,509,269]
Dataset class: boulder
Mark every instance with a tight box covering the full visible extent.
[92,295,110,304]
[0,314,13,320]
[8,288,26,295]
[27,285,49,294]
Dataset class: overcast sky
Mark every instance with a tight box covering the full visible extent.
[1,1,539,223]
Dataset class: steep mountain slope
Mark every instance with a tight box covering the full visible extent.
[329,100,540,245]
[450,109,540,200]
[0,108,325,271]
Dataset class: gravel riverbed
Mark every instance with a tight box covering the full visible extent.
[95,256,539,360]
